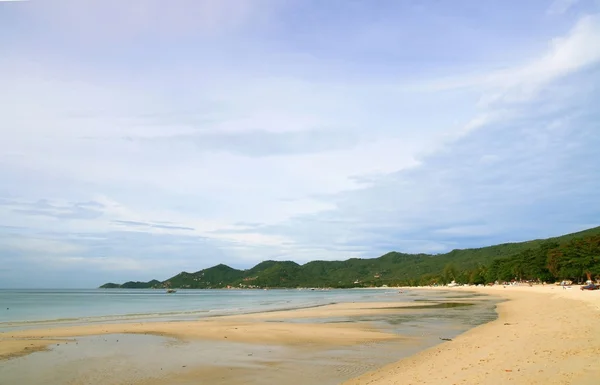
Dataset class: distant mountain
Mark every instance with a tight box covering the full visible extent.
[99,283,120,288]
[100,279,161,289]
[100,226,600,289]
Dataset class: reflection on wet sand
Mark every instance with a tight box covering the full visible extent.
[0,291,498,385]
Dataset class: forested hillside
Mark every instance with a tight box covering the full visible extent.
[100,226,600,289]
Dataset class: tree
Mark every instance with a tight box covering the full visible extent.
[442,263,458,283]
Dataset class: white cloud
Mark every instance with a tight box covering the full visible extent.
[0,56,468,233]
[1,4,600,286]
[480,14,600,106]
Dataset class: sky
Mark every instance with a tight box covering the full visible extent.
[1,0,599,288]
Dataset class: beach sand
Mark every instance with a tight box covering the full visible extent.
[0,314,399,359]
[344,285,600,385]
[0,296,474,385]
[2,286,598,384]
[0,299,483,361]
[0,338,66,360]
[0,294,494,385]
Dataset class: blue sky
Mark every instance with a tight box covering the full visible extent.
[1,0,599,288]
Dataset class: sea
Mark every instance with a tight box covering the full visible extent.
[0,288,408,328]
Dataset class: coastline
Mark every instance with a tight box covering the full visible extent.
[0,292,487,361]
[2,286,598,384]
[1,290,497,385]
[0,304,401,361]
[344,285,600,385]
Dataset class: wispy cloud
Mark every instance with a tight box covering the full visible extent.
[113,220,194,231]
[1,199,105,220]
[1,1,599,287]
[547,0,580,14]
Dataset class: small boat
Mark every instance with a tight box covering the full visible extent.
[166,289,177,294]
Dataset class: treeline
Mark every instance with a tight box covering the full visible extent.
[416,235,600,286]
[100,227,600,289]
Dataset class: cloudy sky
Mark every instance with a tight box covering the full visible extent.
[1,0,599,288]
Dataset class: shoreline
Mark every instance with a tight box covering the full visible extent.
[4,286,597,384]
[1,290,497,385]
[344,285,600,385]
[0,290,483,362]
[2,300,451,361]
[0,287,403,328]
[0,301,340,331]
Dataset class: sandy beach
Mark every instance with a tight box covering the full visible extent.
[0,306,401,359]
[0,298,485,361]
[345,285,600,385]
[2,286,599,385]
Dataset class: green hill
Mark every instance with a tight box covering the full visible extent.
[99,282,121,289]
[164,264,245,289]
[100,226,600,289]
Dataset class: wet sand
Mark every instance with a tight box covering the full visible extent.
[345,285,600,385]
[0,298,492,360]
[10,287,598,385]
[3,286,597,385]
[0,292,497,385]
[0,314,399,352]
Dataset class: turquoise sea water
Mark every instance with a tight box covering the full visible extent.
[0,288,404,326]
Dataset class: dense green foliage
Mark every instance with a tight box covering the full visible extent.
[100,227,600,289]
[485,235,600,284]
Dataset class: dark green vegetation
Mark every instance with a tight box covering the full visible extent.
[100,227,600,289]
[99,283,120,288]
[101,280,162,289]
